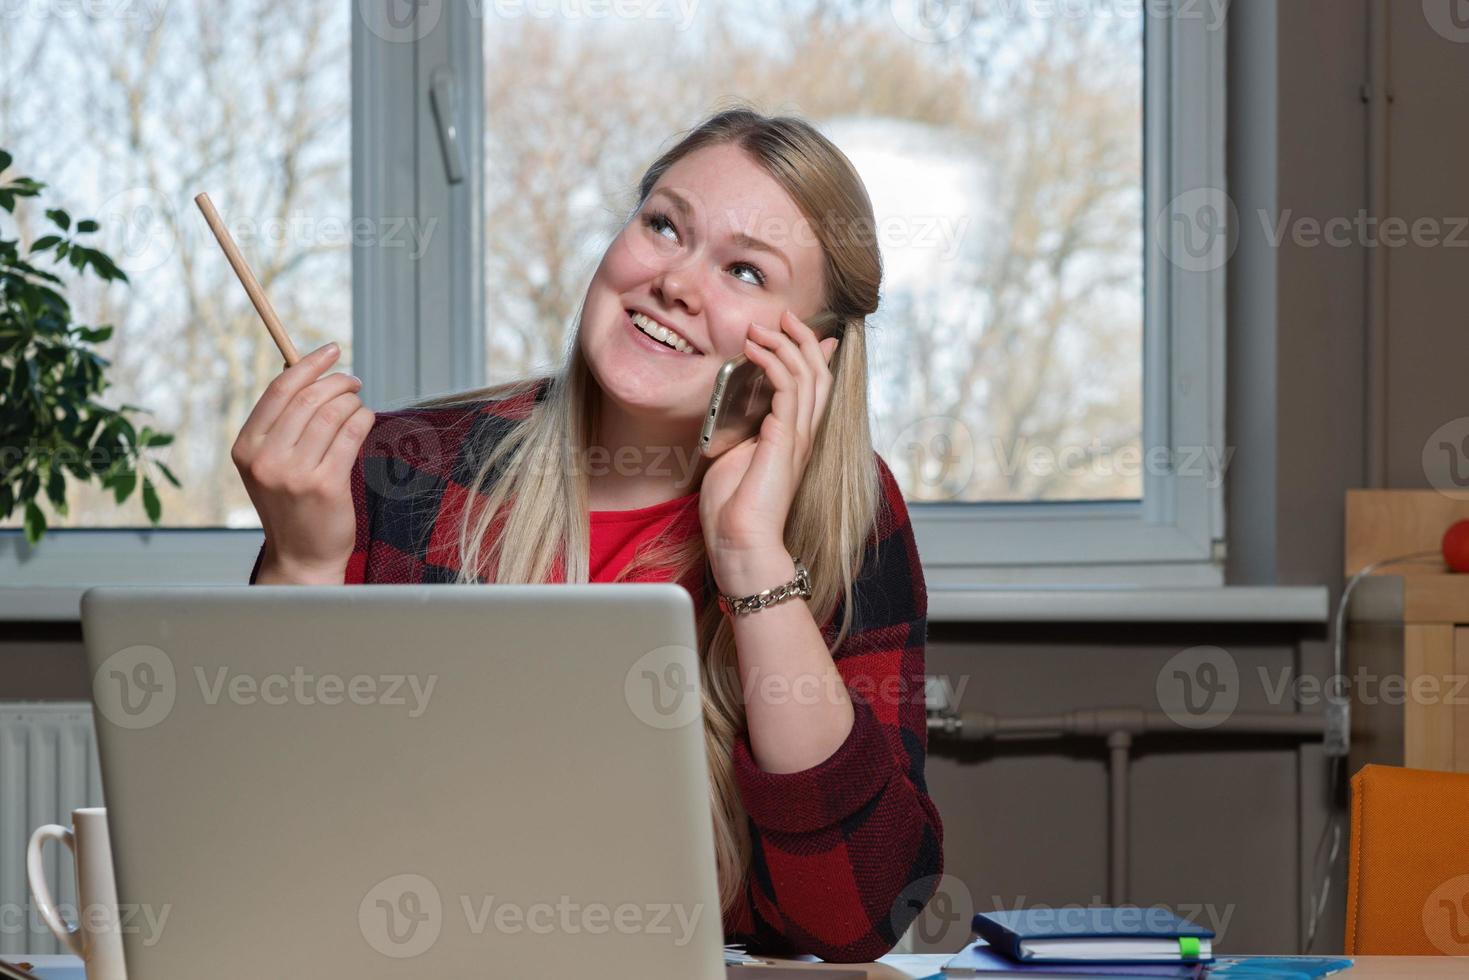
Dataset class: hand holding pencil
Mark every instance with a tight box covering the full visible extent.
[198,192,375,584]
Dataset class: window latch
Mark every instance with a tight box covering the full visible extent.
[429,67,465,185]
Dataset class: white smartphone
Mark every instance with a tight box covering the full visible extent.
[698,311,841,458]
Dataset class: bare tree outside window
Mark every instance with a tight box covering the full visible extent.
[0,0,350,529]
[1,0,1142,533]
[480,1,1143,502]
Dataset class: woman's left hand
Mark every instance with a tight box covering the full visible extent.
[699,309,839,582]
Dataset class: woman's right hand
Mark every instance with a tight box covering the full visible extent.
[232,342,375,584]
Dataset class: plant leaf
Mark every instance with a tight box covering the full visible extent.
[45,467,67,512]
[112,468,136,504]
[24,500,47,545]
[5,177,44,196]
[45,208,70,231]
[141,477,160,523]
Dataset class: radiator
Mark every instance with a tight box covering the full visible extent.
[0,702,105,957]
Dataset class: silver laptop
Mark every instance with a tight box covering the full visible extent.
[80,584,726,979]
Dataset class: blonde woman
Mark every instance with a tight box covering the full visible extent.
[234,105,944,962]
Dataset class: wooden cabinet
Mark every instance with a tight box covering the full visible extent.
[1346,490,1469,774]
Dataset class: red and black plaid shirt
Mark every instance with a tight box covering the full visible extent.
[248,379,943,962]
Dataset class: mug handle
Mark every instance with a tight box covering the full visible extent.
[26,825,86,956]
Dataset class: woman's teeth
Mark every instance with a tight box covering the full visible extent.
[629,311,697,355]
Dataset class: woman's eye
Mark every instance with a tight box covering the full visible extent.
[643,211,678,242]
[730,262,766,287]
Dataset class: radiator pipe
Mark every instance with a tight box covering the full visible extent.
[927,707,1326,906]
[1108,730,1131,904]
[927,707,1325,742]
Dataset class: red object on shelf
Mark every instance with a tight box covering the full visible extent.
[1443,519,1469,573]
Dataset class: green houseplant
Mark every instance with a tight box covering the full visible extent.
[0,149,179,545]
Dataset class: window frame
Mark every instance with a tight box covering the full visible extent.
[0,2,1226,597]
[913,5,1227,587]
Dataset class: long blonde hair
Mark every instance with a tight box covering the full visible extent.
[408,102,883,919]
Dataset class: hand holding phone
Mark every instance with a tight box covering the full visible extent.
[699,311,840,458]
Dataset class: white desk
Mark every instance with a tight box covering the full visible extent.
[15,953,1469,978]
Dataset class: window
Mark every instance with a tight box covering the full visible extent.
[1,1,1225,594]
[468,1,1225,583]
[480,5,1145,504]
[0,1,352,530]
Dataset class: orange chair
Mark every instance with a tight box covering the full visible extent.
[1345,764,1469,955]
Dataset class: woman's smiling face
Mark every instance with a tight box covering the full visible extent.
[581,142,829,428]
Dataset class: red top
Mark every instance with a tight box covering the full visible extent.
[248,380,943,963]
[529,489,706,609]
[590,489,702,580]
[590,491,701,575]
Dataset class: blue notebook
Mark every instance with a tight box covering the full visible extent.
[945,942,1206,978]
[1203,957,1353,978]
[972,909,1216,964]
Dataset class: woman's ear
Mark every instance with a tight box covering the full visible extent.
[822,337,839,363]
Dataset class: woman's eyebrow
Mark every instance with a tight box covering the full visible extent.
[652,186,694,218]
[731,230,791,275]
[651,187,792,275]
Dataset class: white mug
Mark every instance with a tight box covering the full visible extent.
[26,807,128,980]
